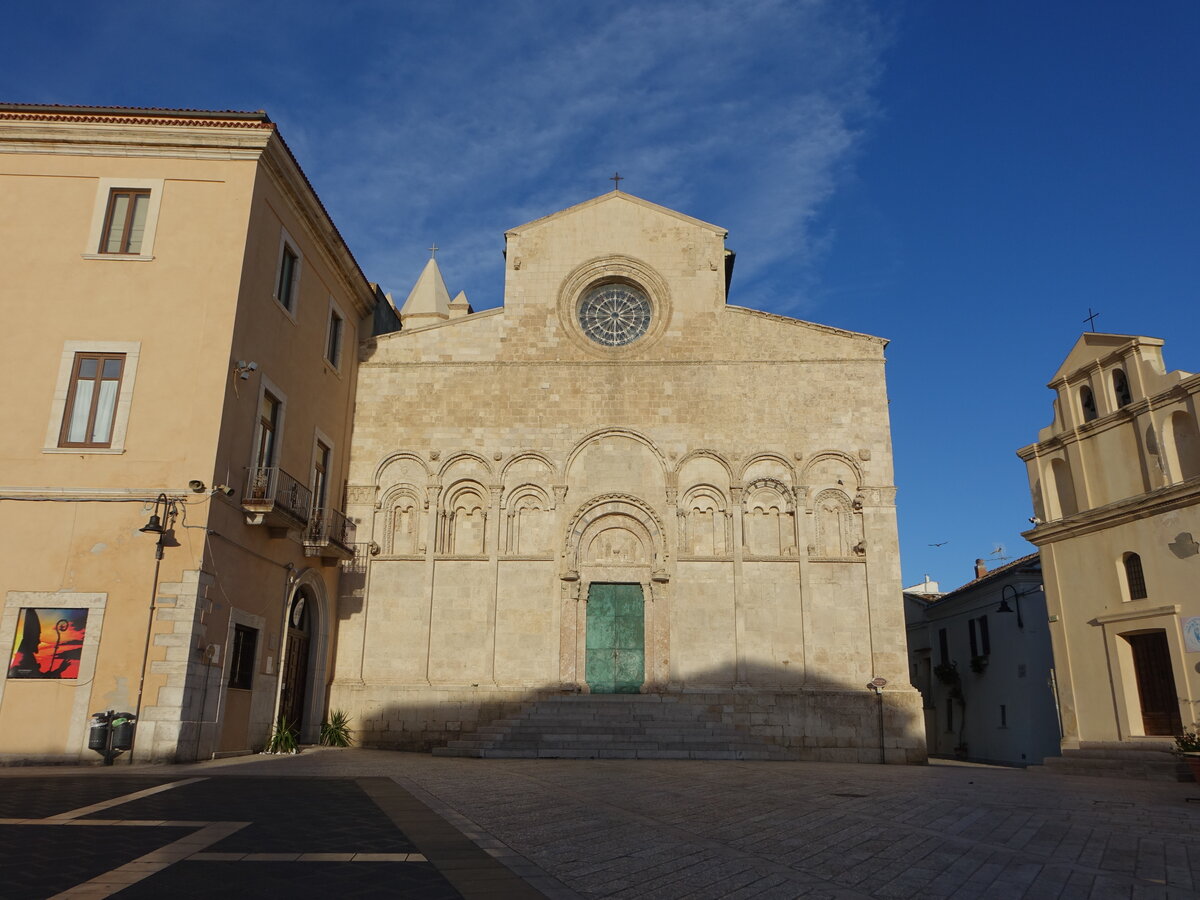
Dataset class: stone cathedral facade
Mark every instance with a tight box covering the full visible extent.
[330,192,924,762]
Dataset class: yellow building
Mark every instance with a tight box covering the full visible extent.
[1019,334,1200,777]
[0,104,384,762]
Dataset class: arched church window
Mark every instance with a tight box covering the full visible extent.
[1112,369,1132,407]
[1080,385,1098,422]
[1123,552,1147,600]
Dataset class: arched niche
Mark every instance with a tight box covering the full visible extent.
[501,450,558,482]
[679,484,731,557]
[1166,410,1200,482]
[504,483,553,555]
[741,453,795,486]
[440,480,488,555]
[802,451,863,491]
[563,493,665,575]
[742,477,797,557]
[565,428,667,499]
[375,451,430,491]
[380,484,424,556]
[1049,457,1078,518]
[811,488,862,559]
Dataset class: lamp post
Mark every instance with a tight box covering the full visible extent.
[996,584,1040,629]
[132,493,178,762]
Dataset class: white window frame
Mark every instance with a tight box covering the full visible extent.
[250,374,288,471]
[272,228,302,321]
[43,341,141,453]
[310,427,336,510]
[324,297,347,373]
[82,178,165,261]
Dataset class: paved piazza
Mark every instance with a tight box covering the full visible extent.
[2,750,1199,898]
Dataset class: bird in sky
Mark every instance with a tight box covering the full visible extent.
[928,541,949,547]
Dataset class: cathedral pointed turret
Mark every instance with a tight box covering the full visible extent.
[399,255,453,325]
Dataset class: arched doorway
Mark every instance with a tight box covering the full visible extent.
[280,588,312,733]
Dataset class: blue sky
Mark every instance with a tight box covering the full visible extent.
[7,1,1198,589]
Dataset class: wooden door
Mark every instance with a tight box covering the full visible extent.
[1127,631,1182,735]
[280,595,311,734]
[585,583,644,694]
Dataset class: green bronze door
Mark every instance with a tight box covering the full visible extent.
[586,583,645,694]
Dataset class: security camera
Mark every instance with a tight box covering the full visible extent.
[214,484,236,497]
[234,360,259,381]
[188,479,207,493]
[1028,516,1043,526]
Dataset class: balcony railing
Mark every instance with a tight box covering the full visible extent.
[242,466,312,528]
[303,507,357,560]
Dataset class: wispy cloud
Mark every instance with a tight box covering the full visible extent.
[268,0,888,315]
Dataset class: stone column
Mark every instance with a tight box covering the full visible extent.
[553,485,578,690]
[421,480,441,685]
[484,484,503,685]
[730,483,748,687]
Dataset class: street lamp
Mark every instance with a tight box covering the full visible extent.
[997,584,1040,629]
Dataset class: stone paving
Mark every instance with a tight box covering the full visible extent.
[3,751,1200,898]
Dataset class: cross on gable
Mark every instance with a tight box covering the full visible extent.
[1084,307,1099,331]
[610,172,623,190]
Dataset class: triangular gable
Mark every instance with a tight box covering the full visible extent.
[505,190,727,238]
[1048,333,1156,383]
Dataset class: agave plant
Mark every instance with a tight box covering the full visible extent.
[265,715,299,754]
[319,709,353,747]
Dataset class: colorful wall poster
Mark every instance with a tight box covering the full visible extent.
[7,608,88,679]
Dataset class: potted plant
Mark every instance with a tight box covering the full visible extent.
[1175,726,1200,781]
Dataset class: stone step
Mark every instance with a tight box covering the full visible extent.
[1032,753,1192,782]
[438,693,789,761]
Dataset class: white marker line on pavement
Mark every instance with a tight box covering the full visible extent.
[49,820,248,900]
[46,778,208,821]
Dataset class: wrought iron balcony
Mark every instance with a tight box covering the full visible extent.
[242,466,312,529]
[303,507,357,560]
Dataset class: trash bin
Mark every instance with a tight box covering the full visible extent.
[110,713,136,751]
[88,711,112,753]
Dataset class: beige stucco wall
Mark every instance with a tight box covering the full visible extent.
[0,111,372,763]
[332,193,923,761]
[1020,334,1200,747]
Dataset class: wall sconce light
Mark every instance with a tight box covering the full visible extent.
[188,480,207,493]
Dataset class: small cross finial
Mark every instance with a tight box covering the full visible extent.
[1083,307,1099,331]
[428,243,439,258]
[610,172,623,190]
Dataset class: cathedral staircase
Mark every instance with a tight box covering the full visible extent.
[432,693,795,760]
[1029,741,1191,782]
